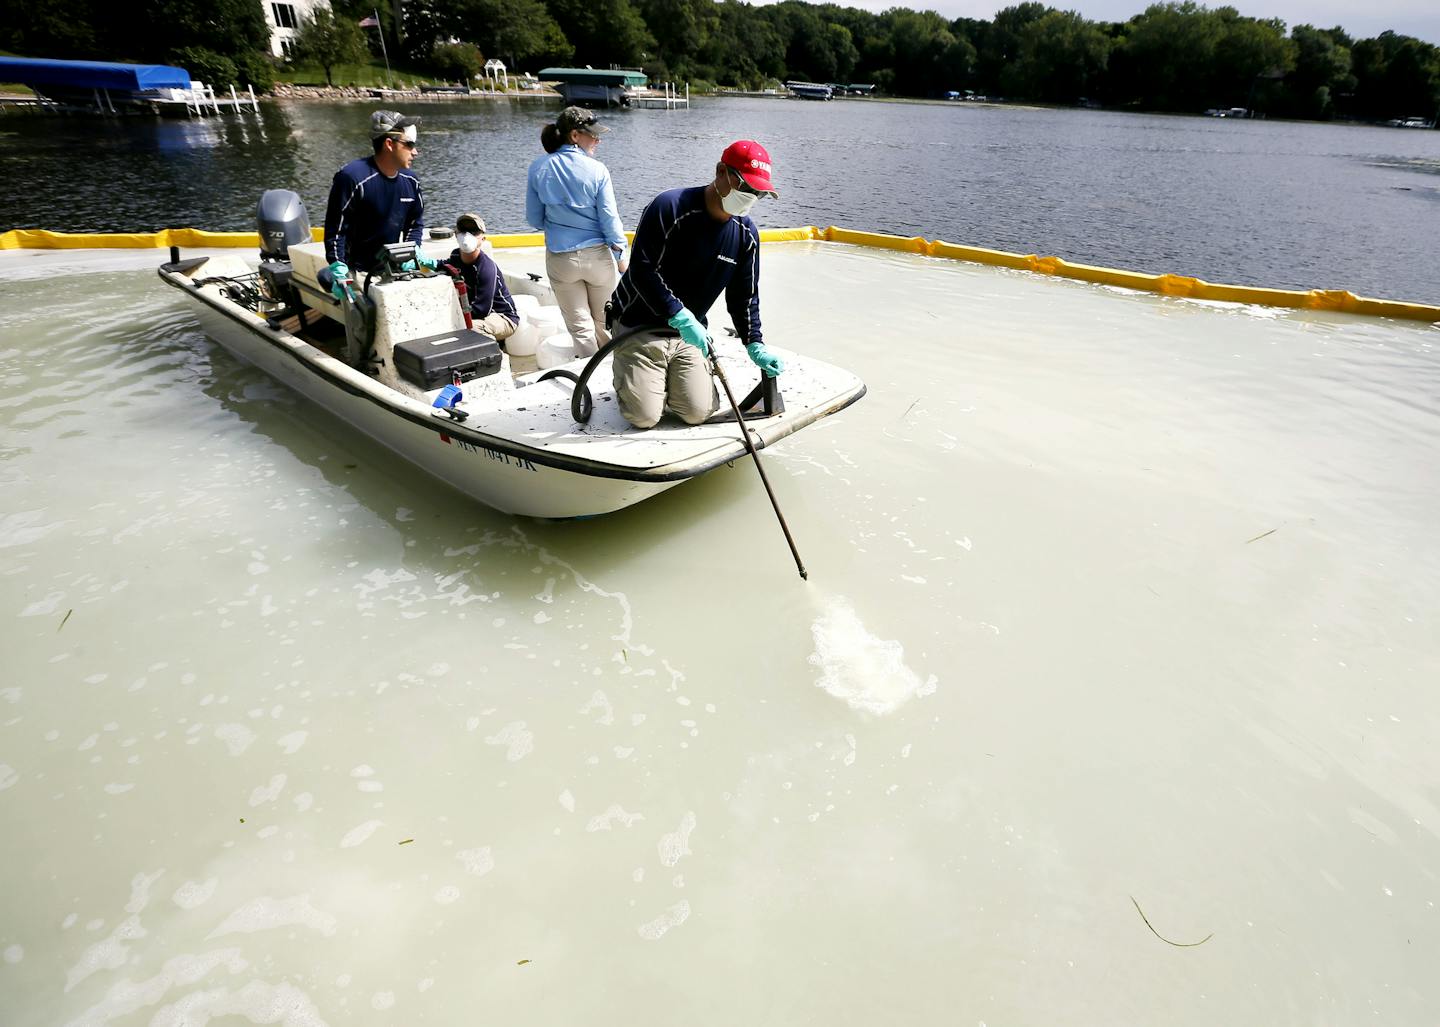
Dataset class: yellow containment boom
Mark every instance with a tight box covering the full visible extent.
[3,224,1436,324]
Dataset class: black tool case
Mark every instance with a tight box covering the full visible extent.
[392,329,503,389]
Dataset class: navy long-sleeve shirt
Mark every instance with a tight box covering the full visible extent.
[608,186,763,348]
[440,248,518,324]
[323,156,424,271]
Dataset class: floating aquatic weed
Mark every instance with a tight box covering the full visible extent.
[1129,895,1213,947]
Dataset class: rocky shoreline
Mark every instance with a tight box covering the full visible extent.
[268,83,558,101]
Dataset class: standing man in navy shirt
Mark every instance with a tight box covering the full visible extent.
[323,110,435,298]
[607,140,785,430]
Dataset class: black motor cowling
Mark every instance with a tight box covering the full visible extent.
[256,189,310,260]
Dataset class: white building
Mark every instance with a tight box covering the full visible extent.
[264,0,331,59]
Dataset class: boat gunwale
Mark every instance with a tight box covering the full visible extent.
[158,268,867,484]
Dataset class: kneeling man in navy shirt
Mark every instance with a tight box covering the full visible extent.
[606,140,785,429]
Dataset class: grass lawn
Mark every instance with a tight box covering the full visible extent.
[276,61,455,90]
[1,48,35,94]
[274,59,531,92]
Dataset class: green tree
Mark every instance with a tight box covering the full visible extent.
[233,50,277,93]
[1211,8,1294,107]
[545,0,653,67]
[0,1,101,58]
[144,0,271,60]
[1279,25,1353,118]
[0,0,270,66]
[1007,10,1112,101]
[1115,3,1222,109]
[1352,31,1440,120]
[399,0,450,65]
[883,9,975,96]
[431,41,484,82]
[769,4,859,83]
[470,0,573,68]
[292,8,370,86]
[634,0,719,76]
[980,3,1051,93]
[697,1,786,87]
[169,46,239,87]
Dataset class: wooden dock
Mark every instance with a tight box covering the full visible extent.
[629,82,689,109]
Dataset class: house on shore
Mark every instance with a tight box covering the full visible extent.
[263,0,330,58]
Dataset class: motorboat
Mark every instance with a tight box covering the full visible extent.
[157,191,866,519]
[786,81,834,100]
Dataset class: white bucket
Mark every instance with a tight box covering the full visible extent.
[535,332,578,370]
[526,305,566,337]
[512,293,541,315]
[505,316,540,357]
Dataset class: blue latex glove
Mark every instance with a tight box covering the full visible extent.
[327,260,353,300]
[746,341,784,378]
[667,307,709,355]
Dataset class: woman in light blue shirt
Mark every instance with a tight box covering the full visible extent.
[525,107,628,354]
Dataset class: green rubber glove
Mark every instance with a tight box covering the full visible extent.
[327,260,353,300]
[414,246,438,270]
[746,341,784,378]
[667,307,709,355]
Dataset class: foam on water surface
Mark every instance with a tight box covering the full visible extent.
[808,593,938,714]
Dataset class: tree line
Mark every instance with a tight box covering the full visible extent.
[3,0,1438,120]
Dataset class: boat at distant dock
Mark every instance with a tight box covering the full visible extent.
[537,67,648,108]
[786,81,834,100]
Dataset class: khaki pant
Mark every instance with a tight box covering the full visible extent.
[611,322,718,429]
[476,311,516,341]
[545,244,617,356]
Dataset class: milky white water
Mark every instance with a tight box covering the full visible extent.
[2,242,1438,1024]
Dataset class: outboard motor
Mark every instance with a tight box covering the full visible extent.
[256,189,309,309]
[257,189,310,260]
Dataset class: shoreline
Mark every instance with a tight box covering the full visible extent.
[268,83,558,102]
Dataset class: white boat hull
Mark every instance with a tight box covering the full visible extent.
[188,303,683,517]
[165,263,865,519]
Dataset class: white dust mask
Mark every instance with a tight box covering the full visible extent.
[720,186,759,217]
[457,232,480,254]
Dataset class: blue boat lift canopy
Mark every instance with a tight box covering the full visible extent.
[0,57,191,92]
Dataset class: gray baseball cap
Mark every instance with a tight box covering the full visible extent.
[557,106,608,136]
[370,110,418,139]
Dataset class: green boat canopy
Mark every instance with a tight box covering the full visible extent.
[538,67,648,87]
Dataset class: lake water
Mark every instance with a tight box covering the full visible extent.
[3,98,1440,1025]
[2,96,1439,303]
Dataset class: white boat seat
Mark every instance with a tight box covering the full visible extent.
[288,240,344,324]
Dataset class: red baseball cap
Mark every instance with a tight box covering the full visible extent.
[721,140,778,197]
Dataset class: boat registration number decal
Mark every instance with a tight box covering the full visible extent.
[440,434,539,472]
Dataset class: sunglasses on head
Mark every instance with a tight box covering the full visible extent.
[728,167,761,196]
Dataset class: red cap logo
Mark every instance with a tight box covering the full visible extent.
[721,140,778,196]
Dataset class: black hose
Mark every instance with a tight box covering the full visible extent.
[535,324,656,423]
